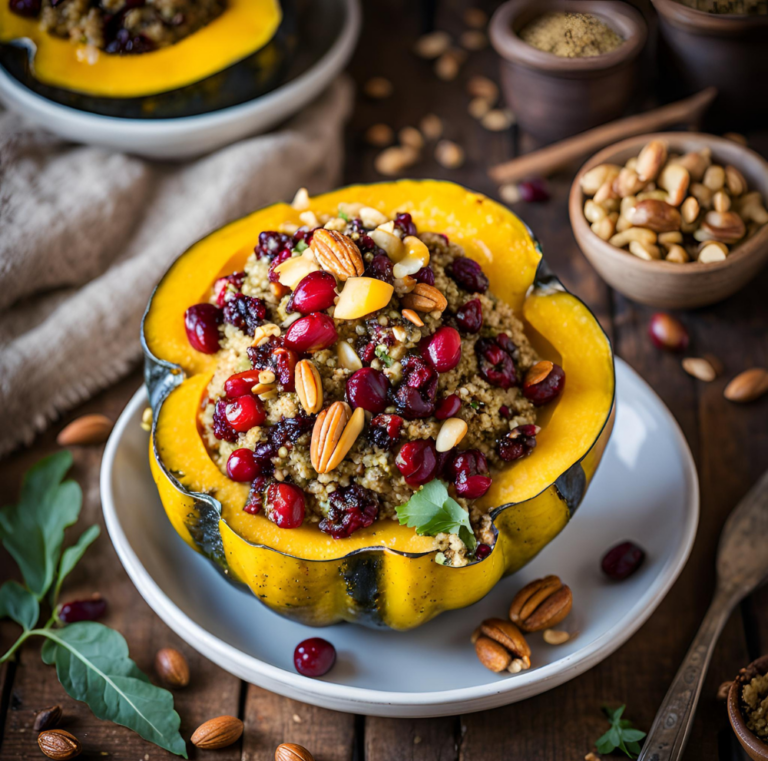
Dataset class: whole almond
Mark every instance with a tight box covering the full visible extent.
[295,360,324,414]
[682,357,721,382]
[311,229,364,281]
[56,414,113,446]
[191,716,243,749]
[33,705,63,732]
[724,368,768,403]
[276,743,315,761]
[38,729,81,760]
[400,283,448,313]
[154,647,190,688]
[625,199,681,232]
[636,139,667,182]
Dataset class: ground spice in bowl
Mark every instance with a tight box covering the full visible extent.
[519,12,624,57]
[743,672,768,739]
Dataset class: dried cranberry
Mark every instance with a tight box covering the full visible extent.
[451,450,492,499]
[476,337,517,389]
[244,475,269,514]
[423,326,462,373]
[447,257,489,293]
[357,234,381,255]
[413,266,435,286]
[518,178,550,203]
[455,299,483,334]
[496,333,518,358]
[319,484,380,538]
[104,28,155,54]
[356,339,376,365]
[284,313,337,353]
[265,483,305,528]
[9,0,41,16]
[435,449,456,480]
[222,294,267,336]
[346,368,389,414]
[435,394,461,420]
[226,448,258,481]
[213,271,245,306]
[268,414,315,449]
[225,395,266,432]
[522,361,565,406]
[292,228,313,246]
[252,442,276,475]
[224,370,260,398]
[213,400,238,442]
[267,248,292,284]
[602,541,646,580]
[273,347,299,392]
[394,212,418,237]
[364,253,395,285]
[288,271,337,314]
[294,637,336,677]
[500,405,511,419]
[368,414,404,450]
[396,440,438,487]
[475,544,492,560]
[498,424,539,462]
[59,595,107,623]
[392,355,438,419]
[184,303,221,354]
[255,231,291,260]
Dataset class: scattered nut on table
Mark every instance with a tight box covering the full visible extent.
[509,574,573,632]
[155,647,190,688]
[33,705,63,733]
[472,618,531,673]
[191,716,244,749]
[38,729,81,760]
[275,743,315,761]
[581,139,767,263]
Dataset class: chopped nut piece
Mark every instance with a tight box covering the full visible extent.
[475,618,531,673]
[291,187,310,210]
[419,113,443,141]
[481,109,514,131]
[542,629,570,645]
[375,146,419,176]
[717,680,733,701]
[402,308,424,327]
[682,356,720,382]
[399,126,424,150]
[414,30,451,59]
[363,77,393,99]
[435,140,465,169]
[434,49,465,81]
[461,29,487,50]
[365,123,394,147]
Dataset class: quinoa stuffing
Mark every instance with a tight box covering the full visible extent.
[743,671,768,739]
[182,191,567,566]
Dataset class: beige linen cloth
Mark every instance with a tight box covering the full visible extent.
[0,78,352,457]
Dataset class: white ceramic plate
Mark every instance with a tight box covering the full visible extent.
[100,358,698,717]
[0,0,360,159]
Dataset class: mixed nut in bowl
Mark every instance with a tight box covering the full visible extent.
[143,180,614,630]
[569,132,768,309]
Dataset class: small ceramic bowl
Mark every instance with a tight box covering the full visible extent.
[569,132,768,309]
[728,655,768,761]
[489,0,647,143]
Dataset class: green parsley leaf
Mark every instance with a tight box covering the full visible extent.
[375,344,393,367]
[0,451,81,599]
[338,208,350,221]
[293,240,309,253]
[0,581,39,631]
[469,401,480,410]
[595,705,646,759]
[396,481,474,548]
[52,525,100,604]
[41,623,187,757]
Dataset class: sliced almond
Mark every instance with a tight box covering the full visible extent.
[57,414,113,446]
[436,418,468,452]
[311,229,364,281]
[401,283,448,313]
[724,368,768,403]
[295,360,323,414]
[402,309,424,327]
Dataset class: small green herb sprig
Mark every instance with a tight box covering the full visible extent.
[0,451,187,757]
[595,705,647,758]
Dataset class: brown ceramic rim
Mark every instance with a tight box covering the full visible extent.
[652,0,768,35]
[569,132,768,274]
[489,0,647,74]
[727,655,768,759]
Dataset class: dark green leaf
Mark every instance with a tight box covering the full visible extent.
[459,525,477,552]
[0,581,39,631]
[396,481,473,544]
[0,451,82,598]
[607,725,622,746]
[53,526,100,603]
[626,740,642,754]
[41,623,187,757]
[620,728,646,742]
[595,731,616,753]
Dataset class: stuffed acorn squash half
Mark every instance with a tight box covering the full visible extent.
[0,0,289,117]
[143,180,615,631]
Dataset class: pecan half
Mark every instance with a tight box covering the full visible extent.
[310,402,364,473]
[400,283,448,313]
[311,229,364,281]
[509,574,573,632]
[295,360,324,414]
[474,618,531,673]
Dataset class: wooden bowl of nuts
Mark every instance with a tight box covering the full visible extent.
[569,132,768,309]
[727,655,768,761]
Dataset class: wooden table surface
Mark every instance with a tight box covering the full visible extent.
[2,2,768,759]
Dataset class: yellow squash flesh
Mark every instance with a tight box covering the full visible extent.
[143,180,615,630]
[0,0,282,97]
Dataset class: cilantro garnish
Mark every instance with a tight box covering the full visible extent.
[375,344,393,367]
[469,401,480,410]
[396,480,476,551]
[595,705,646,758]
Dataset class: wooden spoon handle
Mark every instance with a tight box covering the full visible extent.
[488,87,718,185]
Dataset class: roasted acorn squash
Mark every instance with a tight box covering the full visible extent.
[142,180,615,631]
[0,0,287,117]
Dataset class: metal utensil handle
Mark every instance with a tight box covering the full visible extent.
[638,586,737,761]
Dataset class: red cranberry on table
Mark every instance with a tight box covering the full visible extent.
[455,299,483,334]
[447,257,489,293]
[284,313,338,353]
[396,439,438,487]
[602,541,646,580]
[423,326,462,373]
[649,313,689,352]
[59,595,107,624]
[226,449,258,482]
[289,271,337,314]
[518,178,550,203]
[265,483,306,529]
[294,637,336,677]
[451,450,492,499]
[225,395,266,432]
[435,394,461,421]
[346,368,389,414]
[184,303,221,354]
[522,361,565,406]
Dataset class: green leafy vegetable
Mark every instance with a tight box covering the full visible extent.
[396,480,475,551]
[0,453,187,758]
[293,240,309,254]
[0,581,39,631]
[595,705,646,758]
[375,344,393,367]
[41,624,187,757]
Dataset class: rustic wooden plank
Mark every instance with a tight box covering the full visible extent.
[365,717,458,761]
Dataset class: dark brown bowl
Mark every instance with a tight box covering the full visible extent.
[728,655,768,761]
[651,0,768,130]
[489,0,647,143]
